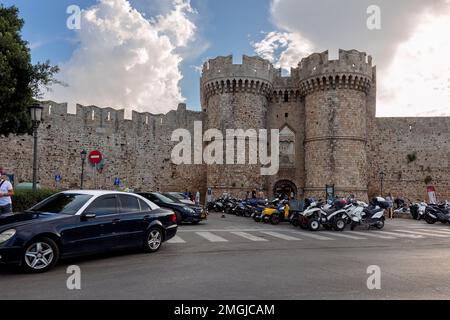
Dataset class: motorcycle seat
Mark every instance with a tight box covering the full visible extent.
[323,208,337,215]
[363,207,383,217]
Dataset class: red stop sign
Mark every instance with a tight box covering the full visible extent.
[88,150,103,165]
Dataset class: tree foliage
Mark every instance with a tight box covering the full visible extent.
[0,5,60,136]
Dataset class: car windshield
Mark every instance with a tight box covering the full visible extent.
[168,193,185,200]
[153,193,175,204]
[163,193,182,203]
[29,193,93,215]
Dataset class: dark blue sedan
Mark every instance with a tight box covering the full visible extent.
[0,191,178,273]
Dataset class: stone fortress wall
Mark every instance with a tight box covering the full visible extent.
[1,49,449,202]
[0,102,207,195]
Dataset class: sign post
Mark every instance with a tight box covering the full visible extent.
[207,188,212,204]
[88,151,103,190]
[326,185,335,203]
[55,174,62,190]
[427,186,437,204]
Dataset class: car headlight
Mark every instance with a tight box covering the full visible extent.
[184,207,196,214]
[0,229,16,244]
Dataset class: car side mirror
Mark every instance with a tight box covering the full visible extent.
[81,212,96,221]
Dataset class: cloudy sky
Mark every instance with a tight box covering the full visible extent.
[5,0,450,117]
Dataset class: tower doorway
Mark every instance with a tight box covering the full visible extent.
[273,180,298,199]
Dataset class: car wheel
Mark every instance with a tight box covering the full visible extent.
[144,227,163,253]
[21,237,59,273]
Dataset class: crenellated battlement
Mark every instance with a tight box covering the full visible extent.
[39,101,203,133]
[201,55,278,102]
[202,55,276,79]
[298,49,374,95]
[299,49,373,79]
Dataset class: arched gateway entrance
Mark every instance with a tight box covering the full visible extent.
[273,180,298,199]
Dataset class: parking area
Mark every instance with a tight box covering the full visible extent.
[2,214,450,300]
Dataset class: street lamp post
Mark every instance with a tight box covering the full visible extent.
[29,103,43,193]
[80,150,87,189]
[379,171,386,197]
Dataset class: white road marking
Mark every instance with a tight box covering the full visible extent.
[231,232,268,242]
[320,231,367,240]
[347,231,396,239]
[378,231,424,239]
[167,236,186,244]
[415,229,450,235]
[293,232,334,241]
[260,231,302,241]
[196,232,229,242]
[394,230,450,238]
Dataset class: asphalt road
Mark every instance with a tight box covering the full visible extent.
[2,213,450,300]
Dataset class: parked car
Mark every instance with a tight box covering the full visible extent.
[138,192,203,225]
[0,191,177,273]
[163,192,206,218]
[165,192,195,205]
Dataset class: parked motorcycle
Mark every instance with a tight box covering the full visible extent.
[423,203,450,224]
[259,199,290,225]
[349,197,386,230]
[410,201,427,220]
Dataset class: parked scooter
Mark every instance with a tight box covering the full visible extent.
[349,197,387,230]
[423,203,450,224]
[251,199,269,222]
[410,201,427,220]
[254,198,281,223]
[259,199,290,225]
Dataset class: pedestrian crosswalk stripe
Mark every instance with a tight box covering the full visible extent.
[167,236,186,244]
[378,231,424,239]
[394,230,450,238]
[231,232,268,242]
[319,231,366,240]
[408,225,449,230]
[196,232,229,242]
[347,231,396,239]
[293,232,334,241]
[416,229,450,235]
[260,231,302,241]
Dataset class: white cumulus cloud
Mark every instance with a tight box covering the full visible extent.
[256,0,450,117]
[47,0,197,116]
[252,31,314,72]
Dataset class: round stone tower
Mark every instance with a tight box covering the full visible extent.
[201,55,275,197]
[299,49,374,200]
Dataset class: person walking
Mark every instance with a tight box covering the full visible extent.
[386,192,394,219]
[195,191,201,206]
[0,172,14,215]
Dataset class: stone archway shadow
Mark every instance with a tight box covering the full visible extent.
[273,180,298,198]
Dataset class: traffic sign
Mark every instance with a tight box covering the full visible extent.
[114,178,121,186]
[88,150,103,165]
[55,175,62,182]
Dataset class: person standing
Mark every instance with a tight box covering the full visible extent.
[386,192,394,219]
[0,173,14,215]
[195,191,201,206]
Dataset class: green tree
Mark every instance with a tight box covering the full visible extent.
[0,5,60,136]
